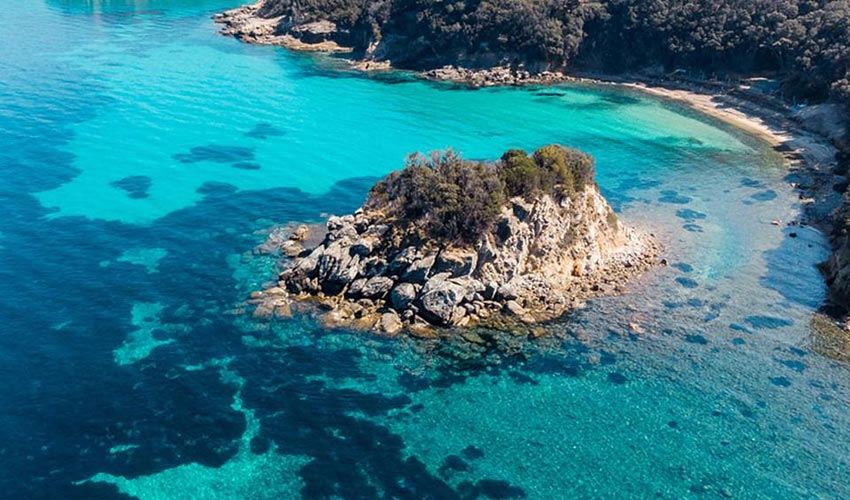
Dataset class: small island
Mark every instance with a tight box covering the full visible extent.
[251,146,660,335]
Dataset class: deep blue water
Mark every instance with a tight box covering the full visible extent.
[1,1,849,499]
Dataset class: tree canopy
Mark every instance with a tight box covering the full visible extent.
[366,145,596,243]
[260,0,850,107]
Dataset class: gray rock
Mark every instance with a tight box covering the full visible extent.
[388,247,421,275]
[401,254,436,283]
[483,281,499,300]
[359,276,394,299]
[317,242,360,295]
[350,237,374,257]
[346,278,368,298]
[291,20,337,44]
[435,249,478,277]
[390,283,417,311]
[497,284,519,301]
[417,273,466,325]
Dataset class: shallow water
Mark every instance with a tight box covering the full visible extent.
[1,1,848,499]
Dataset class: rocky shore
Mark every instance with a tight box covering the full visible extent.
[214,3,352,53]
[217,1,850,331]
[213,3,566,87]
[249,148,660,336]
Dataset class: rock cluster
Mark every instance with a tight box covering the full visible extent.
[214,5,568,87]
[421,66,568,87]
[214,3,352,53]
[250,186,660,335]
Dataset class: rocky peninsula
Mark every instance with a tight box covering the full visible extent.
[250,146,660,335]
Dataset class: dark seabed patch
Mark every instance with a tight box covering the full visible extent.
[473,479,528,499]
[745,315,794,330]
[776,358,807,372]
[741,177,766,188]
[673,263,694,273]
[232,162,262,170]
[196,181,238,196]
[685,334,709,345]
[675,209,707,221]
[110,175,151,199]
[769,376,793,387]
[172,145,255,164]
[729,323,751,333]
[658,190,692,204]
[676,277,699,289]
[607,372,628,385]
[751,190,778,202]
[244,122,286,140]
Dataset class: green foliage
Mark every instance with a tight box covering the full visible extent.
[260,0,850,108]
[499,149,545,198]
[369,150,506,243]
[368,145,597,243]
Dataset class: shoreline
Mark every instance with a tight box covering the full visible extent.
[214,8,849,320]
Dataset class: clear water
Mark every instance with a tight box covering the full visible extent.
[2,1,848,499]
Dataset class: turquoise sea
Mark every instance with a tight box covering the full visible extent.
[2,1,849,498]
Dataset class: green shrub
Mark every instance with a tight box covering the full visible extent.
[369,150,505,243]
[366,145,597,244]
[499,149,543,198]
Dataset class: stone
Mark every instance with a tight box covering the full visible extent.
[380,311,403,335]
[359,276,394,299]
[346,278,368,298]
[401,254,436,283]
[417,273,466,325]
[281,240,304,257]
[497,284,519,301]
[388,247,421,275]
[390,283,417,311]
[350,237,374,256]
[435,248,478,277]
[290,224,310,241]
[505,300,526,317]
[291,20,338,44]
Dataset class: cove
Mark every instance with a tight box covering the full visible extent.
[0,1,849,499]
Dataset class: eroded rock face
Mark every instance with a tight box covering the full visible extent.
[251,186,661,335]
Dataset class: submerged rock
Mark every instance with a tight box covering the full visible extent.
[250,146,661,336]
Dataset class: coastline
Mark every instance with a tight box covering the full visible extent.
[214,8,850,322]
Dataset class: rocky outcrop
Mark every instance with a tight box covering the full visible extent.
[214,2,568,86]
[250,186,660,335]
[421,66,567,88]
[214,3,353,53]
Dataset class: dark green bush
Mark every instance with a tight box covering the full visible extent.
[367,145,596,243]
[369,150,505,243]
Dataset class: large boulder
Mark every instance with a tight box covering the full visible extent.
[317,241,360,295]
[359,276,394,299]
[417,273,467,325]
[435,248,477,277]
[390,283,417,311]
[401,254,436,283]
